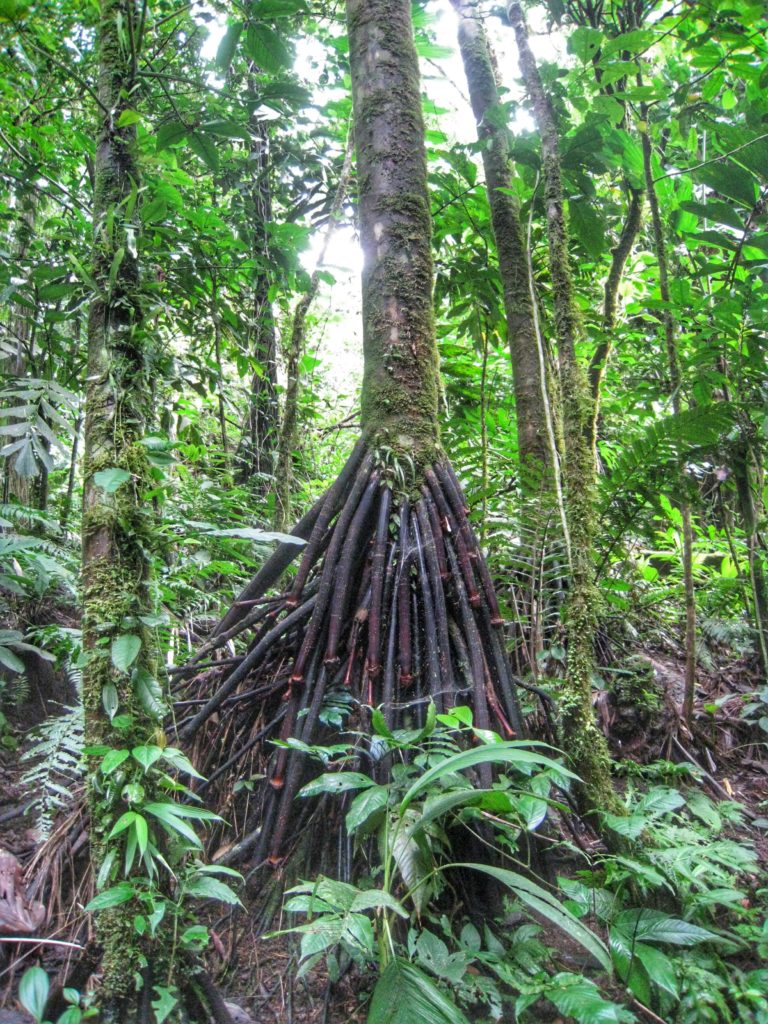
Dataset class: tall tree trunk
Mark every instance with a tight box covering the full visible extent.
[177,0,527,879]
[507,1,622,819]
[450,0,556,494]
[350,0,440,461]
[640,111,698,723]
[76,7,233,1019]
[81,0,156,1013]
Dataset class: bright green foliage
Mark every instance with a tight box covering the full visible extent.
[1,0,766,1018]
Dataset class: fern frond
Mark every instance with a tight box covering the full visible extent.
[599,403,736,510]
[20,702,84,840]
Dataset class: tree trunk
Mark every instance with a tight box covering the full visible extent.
[176,0,527,879]
[350,0,440,465]
[81,0,156,1013]
[78,5,233,1020]
[507,1,622,819]
[450,0,556,494]
[234,102,279,487]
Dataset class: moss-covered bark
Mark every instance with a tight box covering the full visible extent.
[347,0,441,471]
[81,0,159,1013]
[451,0,554,492]
[507,1,622,819]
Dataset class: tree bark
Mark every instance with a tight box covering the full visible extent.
[348,0,441,467]
[81,0,159,1013]
[451,0,554,492]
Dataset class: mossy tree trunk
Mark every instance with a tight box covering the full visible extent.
[81,0,157,1014]
[507,1,622,819]
[450,0,557,495]
[79,5,234,1021]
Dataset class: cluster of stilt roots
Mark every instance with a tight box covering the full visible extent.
[172,441,525,875]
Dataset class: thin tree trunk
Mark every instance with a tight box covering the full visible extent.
[274,133,354,531]
[640,110,697,723]
[234,96,279,486]
[60,412,82,533]
[451,0,554,492]
[507,0,622,818]
[588,185,644,431]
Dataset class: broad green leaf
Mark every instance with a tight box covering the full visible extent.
[633,943,678,997]
[93,467,131,492]
[85,883,135,911]
[452,862,611,972]
[349,888,408,917]
[132,666,165,720]
[567,26,603,63]
[398,741,573,815]
[117,109,141,127]
[101,748,130,775]
[156,120,188,150]
[694,160,758,208]
[254,0,304,13]
[368,957,470,1024]
[215,21,243,72]
[102,682,118,720]
[0,646,25,673]
[19,967,49,1023]
[245,24,292,74]
[346,784,388,835]
[613,908,716,946]
[132,744,164,771]
[569,198,605,259]
[300,771,376,797]
[545,974,635,1023]
[188,132,220,172]
[185,876,242,905]
[111,634,141,673]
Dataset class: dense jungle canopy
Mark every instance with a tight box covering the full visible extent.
[0,0,766,1022]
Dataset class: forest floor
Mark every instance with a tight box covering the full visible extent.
[0,648,766,1023]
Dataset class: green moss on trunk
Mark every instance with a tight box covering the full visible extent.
[81,0,161,1010]
[508,1,623,821]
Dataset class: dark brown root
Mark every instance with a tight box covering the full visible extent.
[173,446,526,882]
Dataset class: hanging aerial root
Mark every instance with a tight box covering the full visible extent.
[174,448,526,869]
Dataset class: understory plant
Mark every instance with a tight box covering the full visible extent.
[274,711,766,1024]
